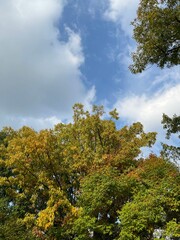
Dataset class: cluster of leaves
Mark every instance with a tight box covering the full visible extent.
[161,114,180,165]
[0,104,179,239]
[130,0,180,73]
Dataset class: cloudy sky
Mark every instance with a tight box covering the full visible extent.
[0,0,179,152]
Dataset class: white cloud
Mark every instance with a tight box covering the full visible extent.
[114,81,180,156]
[114,83,180,139]
[0,115,61,131]
[0,0,94,129]
[104,0,139,36]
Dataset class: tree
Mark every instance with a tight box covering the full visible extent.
[0,128,35,240]
[161,113,180,165]
[118,155,180,240]
[74,154,180,240]
[0,104,157,239]
[1,105,179,239]
[130,0,180,73]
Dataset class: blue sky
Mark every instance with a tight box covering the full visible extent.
[0,0,179,153]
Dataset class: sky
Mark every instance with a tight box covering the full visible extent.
[0,0,179,153]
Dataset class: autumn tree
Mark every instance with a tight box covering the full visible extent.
[0,105,179,239]
[0,104,157,239]
[0,128,35,239]
[130,0,180,73]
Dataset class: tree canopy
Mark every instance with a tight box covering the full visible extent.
[0,104,179,239]
[130,0,180,73]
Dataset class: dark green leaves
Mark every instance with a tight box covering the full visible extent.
[130,0,180,73]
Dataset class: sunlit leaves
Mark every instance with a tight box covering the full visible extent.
[0,104,179,239]
[118,156,180,240]
[130,0,180,73]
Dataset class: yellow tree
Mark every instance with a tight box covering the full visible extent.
[0,104,157,239]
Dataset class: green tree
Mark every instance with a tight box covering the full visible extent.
[118,155,180,240]
[161,113,180,165]
[130,0,180,73]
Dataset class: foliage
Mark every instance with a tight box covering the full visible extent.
[118,155,180,239]
[0,128,35,239]
[161,113,180,165]
[162,114,180,139]
[130,0,180,73]
[0,104,179,239]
